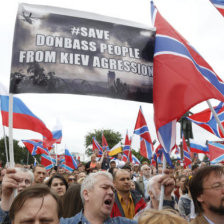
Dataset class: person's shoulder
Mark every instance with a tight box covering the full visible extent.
[110,216,137,224]
[60,212,82,224]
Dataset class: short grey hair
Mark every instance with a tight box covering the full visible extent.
[147,174,163,196]
[141,164,150,171]
[15,167,34,183]
[80,171,113,204]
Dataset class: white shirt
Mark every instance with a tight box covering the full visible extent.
[143,176,150,199]
[115,159,125,168]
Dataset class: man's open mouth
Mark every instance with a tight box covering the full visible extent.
[104,199,112,205]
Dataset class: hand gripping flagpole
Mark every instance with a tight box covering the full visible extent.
[207,100,224,137]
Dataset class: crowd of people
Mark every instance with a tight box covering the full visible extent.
[0,150,223,224]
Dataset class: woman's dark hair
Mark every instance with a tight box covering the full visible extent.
[47,173,69,190]
[62,183,83,218]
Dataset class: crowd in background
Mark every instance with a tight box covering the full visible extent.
[0,150,223,224]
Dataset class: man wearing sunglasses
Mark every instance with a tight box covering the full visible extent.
[189,165,224,224]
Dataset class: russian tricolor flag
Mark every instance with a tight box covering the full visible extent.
[189,140,209,154]
[0,83,52,139]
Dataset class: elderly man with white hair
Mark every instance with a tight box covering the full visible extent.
[136,164,152,200]
[1,167,34,213]
[61,170,137,224]
[134,172,176,221]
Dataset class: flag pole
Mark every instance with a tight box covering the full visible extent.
[2,126,9,164]
[55,143,58,166]
[8,94,17,200]
[155,154,158,174]
[8,94,15,168]
[158,153,166,210]
[206,100,224,137]
[127,134,133,162]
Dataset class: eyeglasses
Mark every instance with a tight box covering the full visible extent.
[68,178,75,181]
[203,182,224,191]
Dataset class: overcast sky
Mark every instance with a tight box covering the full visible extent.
[1,0,224,159]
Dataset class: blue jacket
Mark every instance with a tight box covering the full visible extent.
[60,211,137,224]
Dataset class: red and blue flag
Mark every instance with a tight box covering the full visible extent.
[102,133,110,152]
[210,0,224,16]
[43,121,62,148]
[22,139,49,156]
[171,144,181,160]
[140,137,153,160]
[132,154,140,165]
[187,101,224,139]
[60,163,73,172]
[152,144,174,168]
[151,145,163,167]
[92,137,103,156]
[56,157,74,172]
[134,106,153,144]
[41,154,55,170]
[123,131,132,162]
[151,1,224,154]
[134,106,154,158]
[64,148,78,170]
[182,136,192,167]
[208,142,224,163]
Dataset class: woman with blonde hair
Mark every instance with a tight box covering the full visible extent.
[138,209,188,224]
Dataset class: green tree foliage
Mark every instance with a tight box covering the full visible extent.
[85,129,122,156]
[0,137,35,167]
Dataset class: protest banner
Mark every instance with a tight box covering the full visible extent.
[10,3,155,103]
